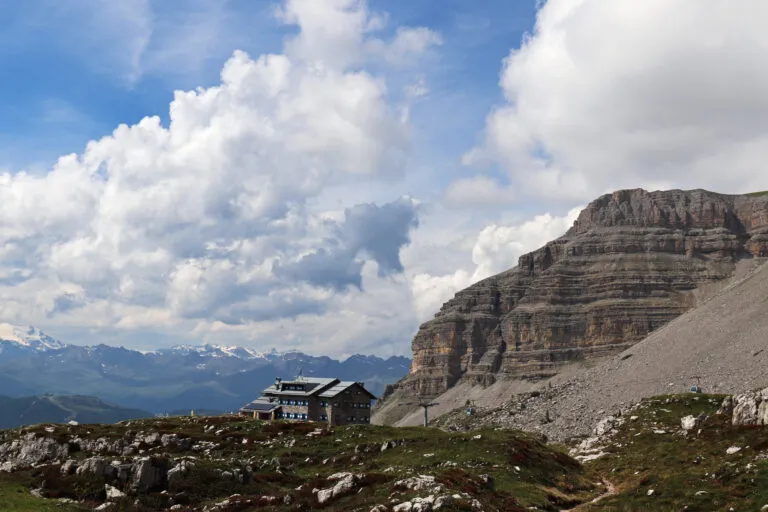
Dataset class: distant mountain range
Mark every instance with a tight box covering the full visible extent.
[0,324,411,414]
[0,394,151,429]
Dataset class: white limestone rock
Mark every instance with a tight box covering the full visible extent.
[105,484,126,500]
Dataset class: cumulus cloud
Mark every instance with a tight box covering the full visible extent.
[0,0,436,355]
[466,0,768,201]
[470,207,581,279]
[408,207,581,322]
[277,198,418,290]
[442,176,513,207]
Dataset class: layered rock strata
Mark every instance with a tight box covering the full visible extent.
[400,189,768,398]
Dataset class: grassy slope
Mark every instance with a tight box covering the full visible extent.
[582,394,768,511]
[0,472,85,511]
[1,417,597,511]
[6,394,768,510]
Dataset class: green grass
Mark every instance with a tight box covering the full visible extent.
[1,416,598,511]
[8,394,768,511]
[0,472,86,511]
[582,394,768,511]
[745,190,768,197]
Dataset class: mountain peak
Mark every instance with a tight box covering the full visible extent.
[166,343,279,360]
[0,324,65,351]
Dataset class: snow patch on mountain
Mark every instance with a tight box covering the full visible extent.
[167,344,280,360]
[0,324,66,351]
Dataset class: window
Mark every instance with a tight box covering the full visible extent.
[333,402,339,408]
[320,414,327,421]
[302,414,308,420]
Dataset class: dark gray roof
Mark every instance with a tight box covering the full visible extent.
[318,381,376,399]
[239,399,281,413]
[281,377,336,385]
[261,377,338,397]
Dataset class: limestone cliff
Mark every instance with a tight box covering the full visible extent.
[393,189,768,401]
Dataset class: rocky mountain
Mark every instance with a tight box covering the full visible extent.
[0,324,65,361]
[0,327,411,414]
[376,188,768,425]
[0,394,151,429]
[429,249,768,442]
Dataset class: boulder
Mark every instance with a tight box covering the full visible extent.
[112,462,132,483]
[130,457,169,493]
[317,473,362,505]
[76,457,116,479]
[394,475,439,492]
[681,415,698,431]
[718,396,734,415]
[60,459,78,475]
[167,460,195,488]
[105,484,126,500]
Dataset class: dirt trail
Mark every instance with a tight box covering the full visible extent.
[561,480,618,511]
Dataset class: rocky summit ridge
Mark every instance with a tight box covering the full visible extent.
[376,188,768,424]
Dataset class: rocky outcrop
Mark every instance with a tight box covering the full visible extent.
[130,456,170,493]
[398,189,768,399]
[0,433,68,471]
[730,388,768,426]
[316,472,362,505]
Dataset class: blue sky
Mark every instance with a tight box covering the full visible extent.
[1,0,766,356]
[0,0,535,181]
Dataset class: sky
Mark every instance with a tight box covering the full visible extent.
[2,0,768,357]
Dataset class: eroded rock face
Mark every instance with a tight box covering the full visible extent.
[0,434,69,471]
[731,388,768,426]
[400,189,768,397]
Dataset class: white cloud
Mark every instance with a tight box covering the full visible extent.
[407,207,581,322]
[467,0,768,201]
[369,27,443,66]
[443,176,513,207]
[409,270,473,322]
[470,207,581,279]
[0,0,437,356]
